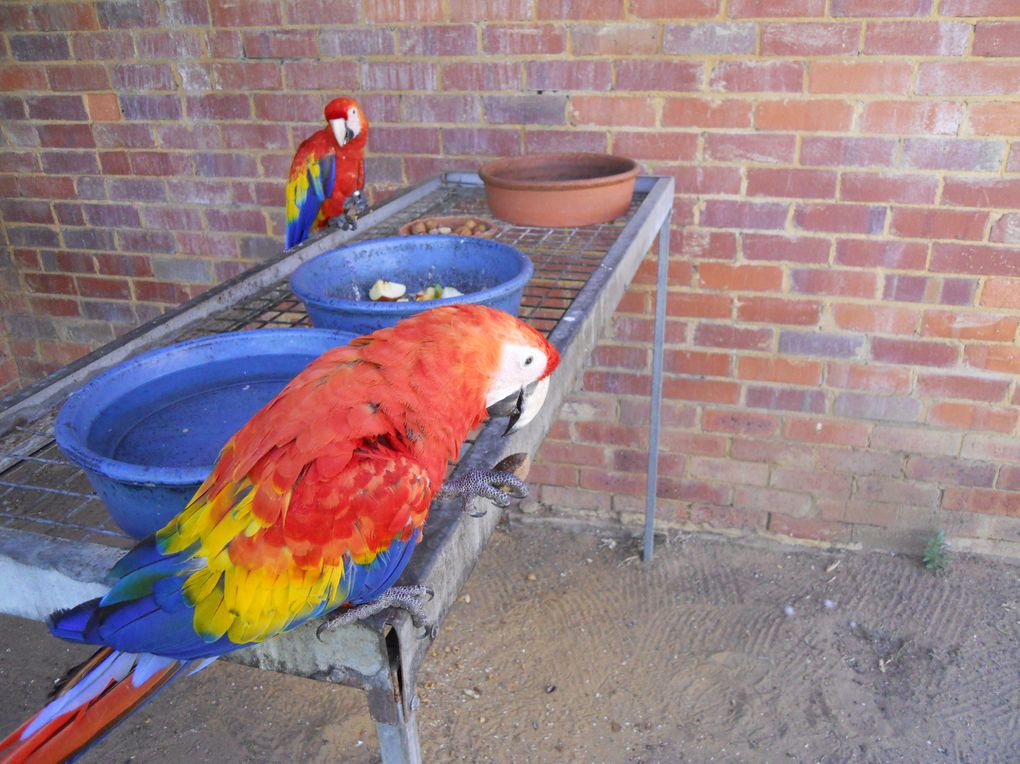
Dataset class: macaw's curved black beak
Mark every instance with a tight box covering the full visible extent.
[344,124,355,144]
[486,378,550,437]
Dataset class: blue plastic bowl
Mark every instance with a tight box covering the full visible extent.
[289,235,534,334]
[55,328,356,539]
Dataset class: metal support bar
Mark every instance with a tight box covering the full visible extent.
[643,213,672,562]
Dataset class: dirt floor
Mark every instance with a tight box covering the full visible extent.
[1,522,1018,763]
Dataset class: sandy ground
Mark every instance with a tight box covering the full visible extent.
[1,522,1019,763]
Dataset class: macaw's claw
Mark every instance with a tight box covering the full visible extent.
[437,469,529,515]
[317,585,436,642]
[328,212,359,232]
[344,188,368,215]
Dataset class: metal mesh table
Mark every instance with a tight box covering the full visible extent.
[0,172,674,763]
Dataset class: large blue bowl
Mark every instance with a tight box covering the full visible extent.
[290,235,533,334]
[55,328,356,538]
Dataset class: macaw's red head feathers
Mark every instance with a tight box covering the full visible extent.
[323,96,368,148]
[354,304,559,436]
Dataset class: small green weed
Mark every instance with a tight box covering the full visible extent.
[922,529,950,574]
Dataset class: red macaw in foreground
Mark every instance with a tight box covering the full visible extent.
[0,305,558,763]
[285,96,369,249]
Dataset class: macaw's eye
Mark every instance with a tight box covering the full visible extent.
[524,355,534,366]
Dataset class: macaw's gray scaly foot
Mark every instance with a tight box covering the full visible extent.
[328,212,359,232]
[437,470,528,516]
[316,585,436,641]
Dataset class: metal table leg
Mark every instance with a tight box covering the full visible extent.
[643,213,672,562]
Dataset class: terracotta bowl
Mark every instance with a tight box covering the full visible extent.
[398,215,500,238]
[479,153,640,227]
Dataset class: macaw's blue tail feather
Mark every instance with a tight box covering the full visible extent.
[0,647,189,764]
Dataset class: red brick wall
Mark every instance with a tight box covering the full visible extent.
[2,1,1020,554]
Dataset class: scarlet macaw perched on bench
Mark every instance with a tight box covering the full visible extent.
[285,96,369,248]
[0,305,558,762]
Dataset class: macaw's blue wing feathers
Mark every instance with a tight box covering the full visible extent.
[285,149,336,248]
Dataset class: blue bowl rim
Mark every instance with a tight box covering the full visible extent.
[55,327,357,489]
[289,234,534,316]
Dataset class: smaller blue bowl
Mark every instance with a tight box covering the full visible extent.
[55,328,356,538]
[290,235,534,334]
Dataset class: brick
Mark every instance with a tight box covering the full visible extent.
[702,200,788,230]
[525,129,608,154]
[834,239,927,270]
[997,467,1020,491]
[943,487,1020,517]
[662,166,742,195]
[592,344,650,370]
[571,23,659,55]
[658,477,732,505]
[872,337,958,367]
[841,172,937,205]
[110,63,176,91]
[119,95,182,121]
[27,94,87,121]
[795,203,885,234]
[319,28,393,57]
[784,417,870,446]
[186,95,251,122]
[663,23,756,54]
[709,61,803,93]
[217,62,282,90]
[739,357,822,385]
[887,275,967,305]
[441,62,522,91]
[808,61,913,95]
[613,448,685,475]
[64,228,115,250]
[974,21,1020,56]
[675,230,738,261]
[76,275,131,300]
[943,178,1020,209]
[778,331,864,358]
[97,251,157,276]
[128,151,191,177]
[10,34,71,61]
[831,0,932,14]
[0,200,55,225]
[760,22,859,55]
[220,124,290,151]
[538,439,607,467]
[211,0,282,25]
[662,98,751,128]
[697,262,783,291]
[33,3,99,30]
[918,62,1020,96]
[666,292,731,320]
[903,138,1004,172]
[617,60,701,93]
[773,467,852,498]
[748,168,837,200]
[286,0,358,24]
[82,203,140,228]
[36,124,95,150]
[906,455,997,487]
[483,95,566,126]
[632,0,720,16]
[970,103,1020,137]
[834,392,920,422]
[736,296,821,325]
[0,64,48,91]
[931,243,1020,277]
[982,277,1020,308]
[174,231,238,258]
[137,30,205,58]
[703,133,796,163]
[833,304,917,334]
[702,409,779,436]
[942,0,1020,14]
[401,95,479,125]
[801,136,897,168]
[791,269,877,298]
[40,152,100,175]
[400,25,478,56]
[747,386,826,413]
[253,94,320,122]
[859,100,963,135]
[485,24,567,55]
[156,125,221,151]
[664,377,742,403]
[865,21,971,55]
[891,208,988,242]
[857,477,939,509]
[569,96,656,127]
[87,94,120,122]
[363,61,437,91]
[583,369,652,396]
[742,234,829,265]
[537,0,626,17]
[965,345,1020,375]
[442,127,519,157]
[72,31,135,59]
[919,373,1011,403]
[527,61,612,92]
[663,349,731,376]
[449,0,531,19]
[46,64,108,92]
[817,447,903,478]
[690,455,770,486]
[756,99,853,131]
[922,310,1017,342]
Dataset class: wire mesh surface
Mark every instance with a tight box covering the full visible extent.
[0,181,646,549]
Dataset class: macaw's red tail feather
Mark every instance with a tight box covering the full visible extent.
[0,649,183,764]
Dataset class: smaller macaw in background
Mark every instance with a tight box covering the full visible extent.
[285,96,369,249]
[0,305,559,763]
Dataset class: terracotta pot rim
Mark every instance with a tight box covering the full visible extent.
[479,152,640,192]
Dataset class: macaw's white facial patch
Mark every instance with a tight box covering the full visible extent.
[486,343,550,409]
